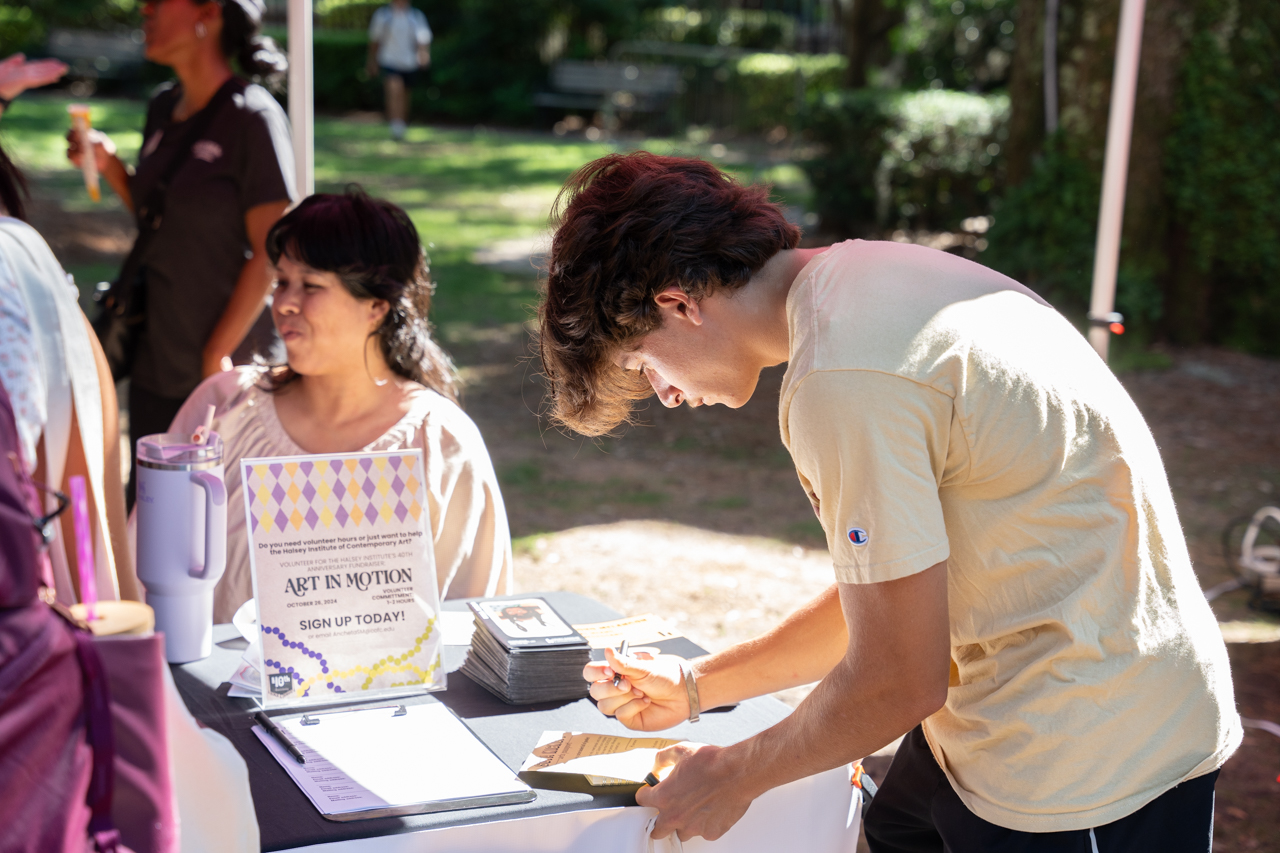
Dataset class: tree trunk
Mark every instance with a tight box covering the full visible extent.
[1003,0,1194,337]
[841,0,902,88]
[1126,0,1195,340]
[1004,0,1047,187]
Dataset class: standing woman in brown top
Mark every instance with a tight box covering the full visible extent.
[68,0,296,506]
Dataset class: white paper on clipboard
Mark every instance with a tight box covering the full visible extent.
[253,701,534,820]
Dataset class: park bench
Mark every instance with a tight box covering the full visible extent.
[46,29,146,82]
[534,60,681,116]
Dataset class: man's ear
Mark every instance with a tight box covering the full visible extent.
[652,286,703,326]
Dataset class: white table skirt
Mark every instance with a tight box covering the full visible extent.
[285,764,862,853]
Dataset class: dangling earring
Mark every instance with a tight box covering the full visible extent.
[195,21,207,38]
[363,337,389,387]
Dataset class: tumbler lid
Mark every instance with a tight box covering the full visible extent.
[137,432,223,469]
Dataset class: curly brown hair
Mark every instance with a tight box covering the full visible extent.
[539,152,800,436]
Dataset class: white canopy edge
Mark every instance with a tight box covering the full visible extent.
[287,0,314,198]
[1087,0,1147,361]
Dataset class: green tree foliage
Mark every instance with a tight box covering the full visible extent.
[985,0,1279,351]
[640,6,795,51]
[891,0,1017,91]
[0,0,138,52]
[1163,0,1280,353]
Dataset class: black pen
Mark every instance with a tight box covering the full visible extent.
[255,711,306,764]
[613,639,629,687]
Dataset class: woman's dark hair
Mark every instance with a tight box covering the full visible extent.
[539,152,800,436]
[0,143,28,221]
[199,0,287,87]
[264,186,459,402]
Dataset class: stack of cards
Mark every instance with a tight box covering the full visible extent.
[459,598,592,704]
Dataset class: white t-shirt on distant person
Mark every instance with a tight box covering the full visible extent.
[369,5,432,72]
[780,240,1240,832]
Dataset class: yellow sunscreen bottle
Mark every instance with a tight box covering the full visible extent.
[67,104,100,202]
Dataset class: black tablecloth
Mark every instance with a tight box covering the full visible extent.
[171,592,793,852]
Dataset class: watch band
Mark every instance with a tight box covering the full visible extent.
[680,659,701,723]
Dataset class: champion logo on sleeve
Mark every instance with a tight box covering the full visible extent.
[847,527,869,546]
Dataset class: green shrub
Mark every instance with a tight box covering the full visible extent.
[315,0,383,31]
[802,88,1008,235]
[980,138,1096,312]
[730,52,844,133]
[980,137,1164,333]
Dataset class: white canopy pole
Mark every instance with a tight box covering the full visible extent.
[287,0,314,198]
[1086,0,1147,361]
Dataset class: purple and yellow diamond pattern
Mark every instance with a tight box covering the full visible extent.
[244,452,424,535]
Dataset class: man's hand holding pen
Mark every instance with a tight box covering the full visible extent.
[585,647,690,732]
[587,648,758,842]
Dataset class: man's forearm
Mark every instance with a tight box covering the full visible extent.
[695,584,846,711]
[726,645,943,803]
[710,566,951,803]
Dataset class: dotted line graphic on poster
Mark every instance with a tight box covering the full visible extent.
[261,617,439,697]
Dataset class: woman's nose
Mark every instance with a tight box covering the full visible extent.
[272,285,300,314]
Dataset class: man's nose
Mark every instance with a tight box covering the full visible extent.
[648,373,684,408]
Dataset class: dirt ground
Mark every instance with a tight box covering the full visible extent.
[25,170,1280,852]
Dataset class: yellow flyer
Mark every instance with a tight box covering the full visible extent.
[242,449,444,708]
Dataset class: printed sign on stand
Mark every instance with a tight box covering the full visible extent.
[242,450,444,708]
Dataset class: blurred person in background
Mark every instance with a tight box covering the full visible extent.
[167,188,513,623]
[67,0,296,507]
[0,53,137,605]
[366,0,432,140]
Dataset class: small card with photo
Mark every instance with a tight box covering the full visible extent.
[459,597,591,705]
[469,598,589,649]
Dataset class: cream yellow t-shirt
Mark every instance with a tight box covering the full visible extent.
[779,240,1240,832]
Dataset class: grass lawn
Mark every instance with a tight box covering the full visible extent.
[1,94,810,341]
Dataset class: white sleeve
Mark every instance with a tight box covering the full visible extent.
[421,407,513,600]
[415,11,432,45]
[368,7,387,41]
[0,257,46,470]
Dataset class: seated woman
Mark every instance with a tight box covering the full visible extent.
[169,188,513,622]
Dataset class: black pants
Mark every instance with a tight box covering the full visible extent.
[125,383,188,511]
[864,726,1218,853]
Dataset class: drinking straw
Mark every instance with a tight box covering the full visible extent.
[192,404,216,445]
[67,105,101,202]
[68,475,97,621]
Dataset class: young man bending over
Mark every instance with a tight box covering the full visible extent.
[537,152,1239,852]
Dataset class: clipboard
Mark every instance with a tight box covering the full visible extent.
[253,700,535,821]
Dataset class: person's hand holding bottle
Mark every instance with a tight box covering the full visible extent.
[66,123,133,211]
